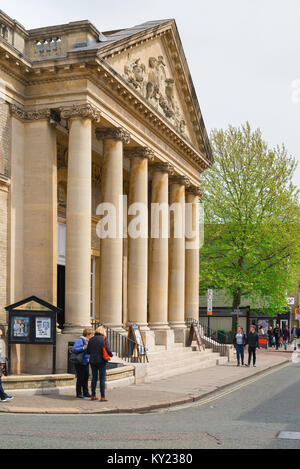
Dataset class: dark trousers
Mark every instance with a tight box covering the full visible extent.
[0,377,8,400]
[74,364,89,396]
[275,336,280,350]
[248,346,256,365]
[91,363,107,398]
[236,344,245,365]
[268,336,273,347]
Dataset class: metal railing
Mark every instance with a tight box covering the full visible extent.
[91,320,147,364]
[186,318,230,357]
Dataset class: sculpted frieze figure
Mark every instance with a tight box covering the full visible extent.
[123,54,187,137]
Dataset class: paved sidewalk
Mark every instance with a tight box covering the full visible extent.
[0,349,291,415]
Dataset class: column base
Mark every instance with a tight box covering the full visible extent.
[140,329,156,352]
[169,322,188,344]
[149,323,175,349]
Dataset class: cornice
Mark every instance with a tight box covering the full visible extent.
[125,147,155,161]
[95,126,131,144]
[60,103,101,123]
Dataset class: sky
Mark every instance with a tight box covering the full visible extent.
[2,0,300,187]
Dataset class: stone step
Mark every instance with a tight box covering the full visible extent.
[147,351,217,365]
[147,352,221,371]
[145,358,221,382]
[147,347,209,360]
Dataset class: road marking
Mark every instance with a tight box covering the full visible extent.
[277,432,300,440]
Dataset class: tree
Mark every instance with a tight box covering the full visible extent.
[200,122,300,318]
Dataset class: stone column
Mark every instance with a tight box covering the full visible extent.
[149,162,175,348]
[168,176,190,343]
[62,104,101,333]
[96,127,130,330]
[125,147,154,329]
[185,186,202,322]
[125,147,156,349]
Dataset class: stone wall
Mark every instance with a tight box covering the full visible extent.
[0,179,8,325]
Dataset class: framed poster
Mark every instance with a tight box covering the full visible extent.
[35,317,51,339]
[11,316,30,340]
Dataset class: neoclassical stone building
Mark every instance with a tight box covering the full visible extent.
[0,9,213,373]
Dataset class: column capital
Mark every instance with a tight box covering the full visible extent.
[151,162,175,175]
[60,103,101,123]
[125,146,155,161]
[10,104,60,125]
[186,185,203,197]
[95,126,131,144]
[170,175,191,187]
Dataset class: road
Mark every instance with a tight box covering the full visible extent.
[0,363,300,449]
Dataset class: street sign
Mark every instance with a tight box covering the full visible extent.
[295,308,300,321]
[207,289,213,316]
[287,297,295,306]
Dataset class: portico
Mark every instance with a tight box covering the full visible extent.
[0,11,213,374]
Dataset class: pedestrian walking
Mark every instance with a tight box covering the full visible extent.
[267,326,273,348]
[233,326,247,366]
[273,323,282,350]
[282,325,290,351]
[87,326,113,402]
[72,328,94,399]
[245,325,259,367]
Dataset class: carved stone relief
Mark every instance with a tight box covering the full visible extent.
[123,55,187,136]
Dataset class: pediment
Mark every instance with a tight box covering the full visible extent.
[101,24,206,150]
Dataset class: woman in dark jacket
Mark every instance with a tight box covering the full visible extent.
[87,326,113,402]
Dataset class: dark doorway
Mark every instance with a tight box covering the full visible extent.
[57,265,65,329]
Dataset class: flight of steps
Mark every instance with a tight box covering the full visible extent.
[144,342,228,382]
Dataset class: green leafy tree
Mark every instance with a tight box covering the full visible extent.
[200,123,300,318]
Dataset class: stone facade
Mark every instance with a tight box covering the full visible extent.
[0,11,213,373]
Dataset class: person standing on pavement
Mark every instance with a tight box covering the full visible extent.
[0,362,13,403]
[273,323,282,351]
[267,326,274,348]
[233,326,247,366]
[87,326,113,402]
[245,325,259,367]
[282,325,290,351]
[291,325,299,351]
[72,328,94,399]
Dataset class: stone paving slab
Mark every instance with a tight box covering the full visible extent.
[0,350,290,415]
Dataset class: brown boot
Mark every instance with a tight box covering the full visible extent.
[101,397,108,402]
[91,396,99,401]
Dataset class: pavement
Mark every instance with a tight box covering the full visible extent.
[0,349,291,415]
